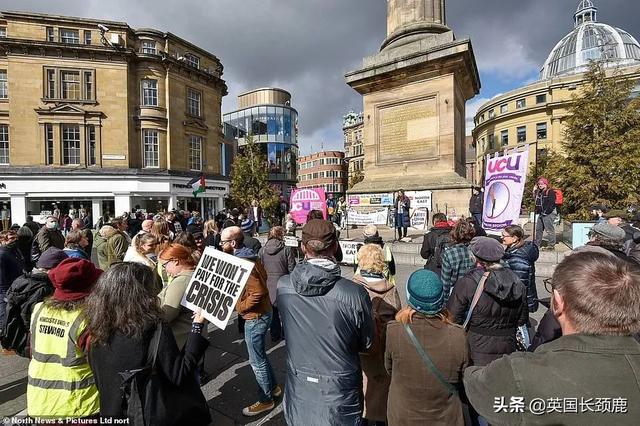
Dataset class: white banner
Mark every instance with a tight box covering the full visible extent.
[410,208,429,230]
[482,150,530,231]
[181,247,254,330]
[347,208,389,225]
[339,240,364,265]
[405,191,432,210]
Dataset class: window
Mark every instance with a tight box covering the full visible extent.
[61,70,80,100]
[143,129,159,168]
[141,79,158,106]
[46,69,56,98]
[189,135,202,170]
[480,114,485,123]
[536,123,548,140]
[62,125,81,165]
[517,126,527,143]
[0,27,6,38]
[46,27,55,42]
[500,130,509,146]
[488,109,495,119]
[84,30,91,45]
[488,134,496,150]
[83,71,93,100]
[0,70,7,99]
[500,104,508,114]
[87,125,96,166]
[60,28,80,44]
[45,124,54,165]
[183,53,200,69]
[187,88,201,117]
[0,125,8,164]
[516,99,526,109]
[536,94,547,104]
[141,40,157,54]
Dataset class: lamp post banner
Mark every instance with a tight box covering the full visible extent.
[482,150,530,231]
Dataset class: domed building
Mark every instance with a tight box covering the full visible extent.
[472,0,640,183]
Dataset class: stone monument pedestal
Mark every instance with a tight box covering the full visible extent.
[345,0,480,216]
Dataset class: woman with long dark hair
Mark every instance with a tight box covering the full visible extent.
[85,262,210,425]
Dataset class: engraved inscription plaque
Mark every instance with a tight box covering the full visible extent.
[377,97,439,164]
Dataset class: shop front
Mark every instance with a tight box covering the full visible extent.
[0,174,229,227]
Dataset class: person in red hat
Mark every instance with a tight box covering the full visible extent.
[533,177,557,250]
[26,257,102,421]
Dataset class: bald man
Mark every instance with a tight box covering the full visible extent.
[141,219,153,233]
[221,226,279,416]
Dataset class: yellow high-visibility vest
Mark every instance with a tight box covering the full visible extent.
[27,302,100,418]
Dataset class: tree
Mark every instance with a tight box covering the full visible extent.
[540,62,640,220]
[348,169,364,189]
[229,134,280,222]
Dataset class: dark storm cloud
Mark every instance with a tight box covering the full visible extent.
[4,0,640,152]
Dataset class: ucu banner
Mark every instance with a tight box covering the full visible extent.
[290,188,327,225]
[482,151,530,231]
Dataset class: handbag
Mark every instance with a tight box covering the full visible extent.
[462,271,491,330]
[119,324,210,426]
[403,324,458,396]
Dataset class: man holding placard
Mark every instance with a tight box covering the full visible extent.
[219,226,282,417]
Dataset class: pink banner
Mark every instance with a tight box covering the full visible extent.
[290,188,327,225]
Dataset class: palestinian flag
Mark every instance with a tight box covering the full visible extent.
[188,175,205,197]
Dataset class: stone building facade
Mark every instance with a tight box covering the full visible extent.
[342,111,364,184]
[0,11,230,225]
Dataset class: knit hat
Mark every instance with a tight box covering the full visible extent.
[363,224,379,238]
[406,270,445,315]
[241,219,255,233]
[591,223,626,242]
[470,236,505,262]
[302,219,337,250]
[605,209,628,220]
[48,258,102,301]
[36,247,69,270]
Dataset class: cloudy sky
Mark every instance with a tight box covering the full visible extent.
[4,0,640,154]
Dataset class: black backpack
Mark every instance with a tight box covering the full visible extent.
[433,231,453,269]
[1,273,53,357]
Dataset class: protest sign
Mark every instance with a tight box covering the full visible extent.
[348,193,394,207]
[347,208,389,225]
[405,191,432,210]
[339,240,364,265]
[482,150,530,231]
[290,188,326,225]
[181,247,254,330]
[410,208,429,230]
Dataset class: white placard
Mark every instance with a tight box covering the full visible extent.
[339,240,364,265]
[410,208,429,230]
[405,190,432,210]
[181,247,254,330]
[347,208,389,225]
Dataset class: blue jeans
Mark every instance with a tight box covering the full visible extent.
[245,311,276,403]
[472,213,483,227]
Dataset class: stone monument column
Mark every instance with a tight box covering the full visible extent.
[345,0,480,215]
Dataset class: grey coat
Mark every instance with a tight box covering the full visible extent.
[277,260,374,426]
[258,239,296,305]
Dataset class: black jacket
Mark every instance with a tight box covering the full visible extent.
[0,245,24,291]
[277,260,374,425]
[469,194,483,214]
[447,267,528,366]
[420,225,452,275]
[503,241,540,313]
[24,220,41,236]
[528,309,562,352]
[89,324,210,424]
[534,188,556,215]
[1,271,53,356]
[243,232,262,255]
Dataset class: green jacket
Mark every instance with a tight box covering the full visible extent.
[95,226,128,270]
[463,334,640,425]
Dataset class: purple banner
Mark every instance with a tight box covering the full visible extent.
[483,151,530,231]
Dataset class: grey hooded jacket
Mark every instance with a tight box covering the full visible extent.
[277,260,374,426]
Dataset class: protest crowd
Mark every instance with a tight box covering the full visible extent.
[0,178,639,426]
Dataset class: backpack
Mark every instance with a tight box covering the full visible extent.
[433,232,453,269]
[1,273,53,357]
[554,188,563,205]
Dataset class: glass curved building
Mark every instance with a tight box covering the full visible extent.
[223,88,298,197]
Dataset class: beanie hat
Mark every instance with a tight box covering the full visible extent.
[591,223,626,242]
[241,219,255,233]
[48,258,103,301]
[605,209,628,220]
[470,236,505,262]
[406,270,445,315]
[363,224,379,238]
[36,247,69,270]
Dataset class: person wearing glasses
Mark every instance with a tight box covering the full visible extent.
[157,244,200,349]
